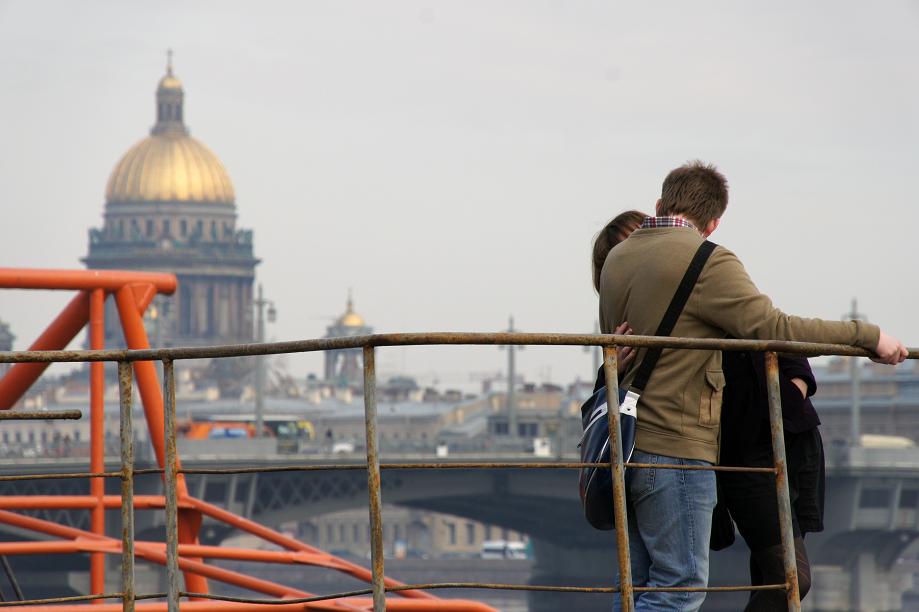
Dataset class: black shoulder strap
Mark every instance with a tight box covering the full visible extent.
[630,240,717,392]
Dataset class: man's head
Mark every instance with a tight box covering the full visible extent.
[656,161,728,236]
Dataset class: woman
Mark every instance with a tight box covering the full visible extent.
[716,350,822,610]
[591,210,822,611]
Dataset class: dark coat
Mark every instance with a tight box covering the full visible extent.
[720,352,818,467]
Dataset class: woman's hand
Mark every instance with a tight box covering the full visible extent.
[790,377,808,399]
[613,322,636,376]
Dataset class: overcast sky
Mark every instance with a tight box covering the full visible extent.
[1,1,917,388]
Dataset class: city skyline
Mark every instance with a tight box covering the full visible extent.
[1,1,917,387]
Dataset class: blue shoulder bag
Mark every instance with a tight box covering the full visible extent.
[578,240,716,530]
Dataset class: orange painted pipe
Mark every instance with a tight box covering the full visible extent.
[0,511,351,609]
[137,542,351,568]
[0,537,347,568]
[188,497,437,600]
[0,268,176,293]
[15,600,497,612]
[133,546,319,602]
[113,286,179,487]
[0,540,90,555]
[0,495,170,509]
[90,288,105,601]
[114,285,208,595]
[0,511,496,611]
[0,508,101,541]
[0,291,89,409]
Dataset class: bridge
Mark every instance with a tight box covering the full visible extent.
[4,444,919,612]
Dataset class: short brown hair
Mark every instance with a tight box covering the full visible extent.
[658,160,728,229]
[591,209,647,292]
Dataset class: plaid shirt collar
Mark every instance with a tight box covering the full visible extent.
[640,216,698,232]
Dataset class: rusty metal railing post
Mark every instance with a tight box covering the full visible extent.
[764,351,801,610]
[362,345,386,611]
[163,359,181,612]
[602,346,634,611]
[118,361,135,612]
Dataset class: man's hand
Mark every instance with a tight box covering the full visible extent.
[872,331,909,365]
[612,322,636,375]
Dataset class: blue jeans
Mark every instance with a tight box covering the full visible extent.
[613,450,717,612]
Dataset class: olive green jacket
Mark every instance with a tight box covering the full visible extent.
[599,226,879,463]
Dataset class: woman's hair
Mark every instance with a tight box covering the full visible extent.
[591,210,647,292]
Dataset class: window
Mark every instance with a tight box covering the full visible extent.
[163,220,171,236]
[494,422,509,435]
[210,220,217,239]
[860,488,891,509]
[518,422,538,437]
[146,219,154,237]
[180,219,187,236]
[326,525,334,542]
[900,490,919,509]
[447,523,456,545]
[466,523,476,545]
[353,524,359,542]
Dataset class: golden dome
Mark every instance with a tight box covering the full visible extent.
[340,312,365,327]
[105,133,235,204]
[105,53,234,205]
[158,74,182,90]
[338,293,365,327]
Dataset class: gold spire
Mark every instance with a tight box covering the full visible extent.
[157,48,183,93]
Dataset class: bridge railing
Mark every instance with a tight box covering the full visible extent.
[1,333,915,612]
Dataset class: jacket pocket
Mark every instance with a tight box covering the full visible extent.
[699,370,725,428]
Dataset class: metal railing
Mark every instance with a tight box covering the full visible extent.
[1,332,915,611]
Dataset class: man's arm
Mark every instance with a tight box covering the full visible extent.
[698,248,907,364]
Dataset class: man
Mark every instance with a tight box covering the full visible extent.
[599,160,907,611]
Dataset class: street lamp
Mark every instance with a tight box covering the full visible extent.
[844,298,867,448]
[254,284,277,439]
[498,316,523,439]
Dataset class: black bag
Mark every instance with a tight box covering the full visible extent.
[578,240,716,530]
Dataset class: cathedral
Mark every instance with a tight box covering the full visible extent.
[323,293,373,387]
[84,55,259,348]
